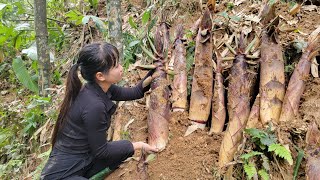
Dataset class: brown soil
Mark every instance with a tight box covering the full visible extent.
[107,107,222,180]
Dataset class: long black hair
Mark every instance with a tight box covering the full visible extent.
[51,42,119,145]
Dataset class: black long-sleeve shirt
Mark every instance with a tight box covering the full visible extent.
[54,80,149,159]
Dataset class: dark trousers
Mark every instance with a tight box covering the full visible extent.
[40,147,133,180]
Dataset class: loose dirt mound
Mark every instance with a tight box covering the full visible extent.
[106,106,222,180]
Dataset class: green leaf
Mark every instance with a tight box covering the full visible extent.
[145,153,156,163]
[244,163,257,179]
[0,3,7,11]
[129,16,138,29]
[148,17,157,33]
[218,11,229,19]
[240,151,263,161]
[245,128,263,138]
[268,0,276,5]
[0,128,13,148]
[66,10,83,25]
[260,134,277,146]
[14,35,22,49]
[82,16,107,32]
[258,169,269,180]
[293,146,304,180]
[129,40,140,47]
[12,57,38,93]
[268,144,293,165]
[245,128,277,148]
[142,10,151,25]
[88,0,98,10]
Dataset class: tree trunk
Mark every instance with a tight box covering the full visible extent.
[106,0,123,62]
[34,0,50,97]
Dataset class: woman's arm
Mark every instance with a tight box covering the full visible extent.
[108,70,155,101]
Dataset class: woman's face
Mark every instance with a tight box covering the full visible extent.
[103,63,123,84]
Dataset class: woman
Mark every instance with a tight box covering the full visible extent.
[41,42,158,179]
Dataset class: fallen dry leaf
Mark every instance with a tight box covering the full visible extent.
[235,0,246,6]
[302,5,318,12]
[245,14,261,23]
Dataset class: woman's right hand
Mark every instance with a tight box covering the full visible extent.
[132,141,159,154]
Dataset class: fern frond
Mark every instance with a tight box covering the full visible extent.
[240,151,263,161]
[268,143,293,165]
[244,163,257,179]
[258,169,269,180]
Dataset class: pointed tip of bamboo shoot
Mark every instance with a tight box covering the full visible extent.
[238,32,245,53]
[155,26,164,55]
[175,25,184,40]
[200,10,212,31]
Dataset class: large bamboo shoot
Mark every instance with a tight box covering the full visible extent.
[219,34,251,168]
[209,52,226,134]
[148,24,171,151]
[188,10,213,123]
[279,27,320,122]
[259,18,285,125]
[172,25,188,111]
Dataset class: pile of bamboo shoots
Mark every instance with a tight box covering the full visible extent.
[139,1,320,178]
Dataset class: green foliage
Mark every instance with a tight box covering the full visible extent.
[82,15,108,33]
[240,151,263,161]
[268,0,277,5]
[12,57,39,93]
[243,163,257,179]
[258,169,269,180]
[129,16,138,30]
[241,128,293,179]
[88,0,98,10]
[0,128,13,148]
[66,10,84,25]
[123,8,157,70]
[245,128,277,150]
[22,96,51,135]
[268,143,293,165]
[142,10,151,25]
[227,2,234,10]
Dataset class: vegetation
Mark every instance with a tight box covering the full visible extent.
[241,128,293,180]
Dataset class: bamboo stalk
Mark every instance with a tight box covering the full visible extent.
[171,25,188,112]
[188,9,214,123]
[209,51,226,134]
[219,33,251,168]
